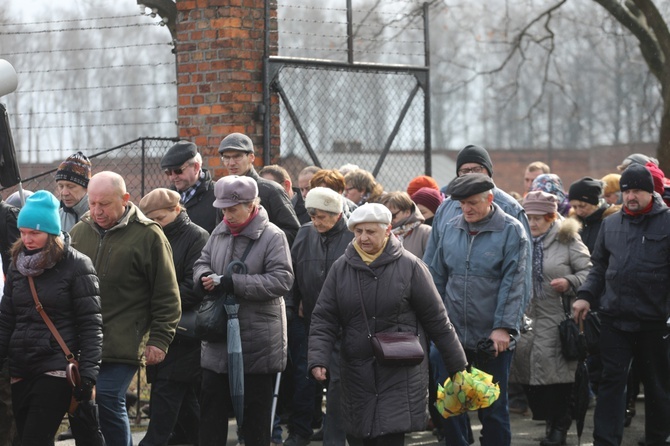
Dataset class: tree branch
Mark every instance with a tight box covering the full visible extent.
[591,0,665,81]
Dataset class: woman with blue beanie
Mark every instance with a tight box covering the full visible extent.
[0,190,102,445]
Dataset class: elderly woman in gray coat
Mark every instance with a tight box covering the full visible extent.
[308,203,467,446]
[512,191,592,446]
[193,175,293,446]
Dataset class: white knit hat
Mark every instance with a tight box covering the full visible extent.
[347,203,391,231]
[305,187,342,214]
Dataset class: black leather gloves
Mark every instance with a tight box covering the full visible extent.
[73,377,95,402]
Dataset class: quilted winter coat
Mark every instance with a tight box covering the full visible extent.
[308,235,466,439]
[193,206,293,375]
[511,218,592,385]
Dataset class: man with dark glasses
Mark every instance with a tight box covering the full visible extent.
[161,140,218,233]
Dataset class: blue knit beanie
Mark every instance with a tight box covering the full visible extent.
[17,190,61,235]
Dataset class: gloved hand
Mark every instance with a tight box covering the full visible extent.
[72,377,95,402]
[219,275,234,294]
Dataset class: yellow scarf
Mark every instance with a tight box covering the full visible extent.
[353,237,389,265]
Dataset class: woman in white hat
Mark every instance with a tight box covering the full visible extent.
[308,203,466,446]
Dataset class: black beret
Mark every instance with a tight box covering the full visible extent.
[447,173,495,200]
[160,141,198,169]
[568,177,603,206]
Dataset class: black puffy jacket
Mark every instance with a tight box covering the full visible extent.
[0,234,102,381]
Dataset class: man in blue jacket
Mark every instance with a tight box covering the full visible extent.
[574,164,670,446]
[425,174,530,446]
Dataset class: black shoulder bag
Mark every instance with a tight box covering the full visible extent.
[195,238,255,342]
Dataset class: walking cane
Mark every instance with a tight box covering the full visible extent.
[270,371,281,436]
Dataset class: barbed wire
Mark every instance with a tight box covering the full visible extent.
[15,105,176,117]
[15,121,176,130]
[0,22,159,35]
[276,46,424,58]
[19,61,175,74]
[278,29,424,45]
[22,81,177,93]
[276,2,421,17]
[2,14,144,26]
[279,17,423,32]
[4,42,173,56]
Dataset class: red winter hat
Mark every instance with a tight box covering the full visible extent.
[645,162,665,195]
[411,187,444,214]
[407,175,439,197]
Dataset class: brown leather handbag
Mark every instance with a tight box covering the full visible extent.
[356,274,424,367]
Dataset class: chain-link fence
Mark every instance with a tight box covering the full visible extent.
[1,137,179,204]
[271,63,428,192]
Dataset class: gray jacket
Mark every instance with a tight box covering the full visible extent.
[59,194,89,232]
[193,206,293,374]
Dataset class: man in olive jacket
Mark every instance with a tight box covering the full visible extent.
[70,171,181,446]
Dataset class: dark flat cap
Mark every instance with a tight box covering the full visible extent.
[161,141,197,169]
[447,173,495,200]
[218,133,254,154]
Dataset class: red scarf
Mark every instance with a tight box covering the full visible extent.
[224,206,259,236]
[623,200,653,217]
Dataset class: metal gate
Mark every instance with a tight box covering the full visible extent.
[264,3,432,192]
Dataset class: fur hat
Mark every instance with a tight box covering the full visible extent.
[218,133,254,154]
[139,188,180,217]
[305,187,342,214]
[600,173,621,196]
[456,145,493,177]
[446,173,495,200]
[55,152,92,188]
[213,175,258,208]
[411,187,443,214]
[347,203,391,231]
[523,190,558,215]
[620,163,654,194]
[568,177,603,206]
[161,141,197,170]
[406,175,439,197]
[17,190,61,235]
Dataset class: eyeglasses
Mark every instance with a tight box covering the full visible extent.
[457,165,485,176]
[391,211,400,220]
[164,162,193,176]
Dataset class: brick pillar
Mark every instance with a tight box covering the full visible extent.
[175,0,277,178]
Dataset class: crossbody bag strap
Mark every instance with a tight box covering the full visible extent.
[355,272,372,339]
[239,237,255,263]
[28,276,78,365]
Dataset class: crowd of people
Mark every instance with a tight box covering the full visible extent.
[0,137,668,446]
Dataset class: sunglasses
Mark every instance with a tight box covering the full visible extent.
[164,162,192,176]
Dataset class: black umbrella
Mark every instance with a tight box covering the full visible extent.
[571,318,590,446]
[225,259,246,429]
[69,399,106,446]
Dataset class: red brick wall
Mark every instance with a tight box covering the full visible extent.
[175,0,277,178]
[478,143,657,195]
